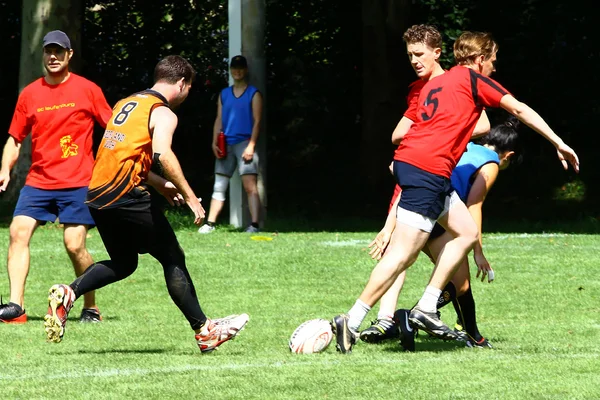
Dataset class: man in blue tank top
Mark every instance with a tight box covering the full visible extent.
[199,55,264,234]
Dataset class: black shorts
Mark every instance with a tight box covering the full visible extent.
[393,161,453,220]
[429,223,447,240]
[89,201,177,258]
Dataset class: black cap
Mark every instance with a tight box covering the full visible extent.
[42,30,71,49]
[230,55,248,69]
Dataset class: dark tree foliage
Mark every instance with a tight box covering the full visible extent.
[82,1,229,198]
[0,0,597,225]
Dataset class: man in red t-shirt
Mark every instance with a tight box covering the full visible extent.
[0,31,113,324]
[331,31,580,354]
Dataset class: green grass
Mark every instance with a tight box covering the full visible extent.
[1,223,599,399]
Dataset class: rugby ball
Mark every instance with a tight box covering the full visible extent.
[289,318,334,354]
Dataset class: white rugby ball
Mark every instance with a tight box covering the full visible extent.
[289,318,334,354]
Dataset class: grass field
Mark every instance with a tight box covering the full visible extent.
[1,222,599,399]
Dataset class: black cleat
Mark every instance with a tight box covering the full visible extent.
[0,301,27,324]
[359,318,399,343]
[331,314,358,354]
[394,309,415,352]
[79,307,102,323]
[409,306,457,341]
[466,337,493,349]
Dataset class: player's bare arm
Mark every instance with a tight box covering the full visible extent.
[500,94,579,172]
[466,162,499,282]
[391,116,414,145]
[0,136,22,192]
[472,110,491,139]
[243,91,263,161]
[369,187,401,260]
[212,97,223,158]
[150,106,205,224]
[146,171,184,207]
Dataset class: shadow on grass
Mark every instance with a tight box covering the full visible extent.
[77,348,167,355]
[26,315,121,322]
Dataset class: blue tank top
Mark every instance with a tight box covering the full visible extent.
[451,143,500,202]
[220,85,259,145]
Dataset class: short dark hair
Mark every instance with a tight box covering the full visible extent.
[476,116,523,164]
[153,55,196,84]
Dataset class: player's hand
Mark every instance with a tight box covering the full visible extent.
[556,142,579,173]
[212,143,223,159]
[0,170,10,193]
[368,229,392,260]
[156,181,184,206]
[474,251,494,283]
[388,162,394,175]
[242,145,255,163]
[186,196,205,226]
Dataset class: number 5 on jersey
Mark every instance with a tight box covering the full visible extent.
[113,101,138,126]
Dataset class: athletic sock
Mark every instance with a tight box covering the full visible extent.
[348,299,371,331]
[417,285,442,313]
[377,312,394,320]
[207,221,215,227]
[437,282,457,310]
[251,222,259,229]
[455,286,483,342]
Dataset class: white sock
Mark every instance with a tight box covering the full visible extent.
[347,299,371,331]
[417,285,442,313]
[377,311,394,320]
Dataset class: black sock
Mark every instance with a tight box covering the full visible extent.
[436,282,457,310]
[454,286,483,342]
[207,221,215,227]
[251,222,259,228]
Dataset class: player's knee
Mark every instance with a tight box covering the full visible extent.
[212,174,229,202]
[64,239,86,257]
[9,223,34,246]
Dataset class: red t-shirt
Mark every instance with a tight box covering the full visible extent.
[8,73,112,189]
[403,79,426,122]
[394,66,509,178]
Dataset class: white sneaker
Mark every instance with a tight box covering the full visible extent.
[244,225,259,233]
[198,224,215,234]
[195,313,249,353]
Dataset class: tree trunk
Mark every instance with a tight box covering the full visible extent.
[360,0,411,200]
[3,0,81,202]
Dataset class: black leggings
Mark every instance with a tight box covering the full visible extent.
[71,203,207,330]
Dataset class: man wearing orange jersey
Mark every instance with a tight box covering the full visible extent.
[43,56,249,353]
[0,30,111,324]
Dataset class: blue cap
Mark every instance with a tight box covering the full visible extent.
[42,30,71,49]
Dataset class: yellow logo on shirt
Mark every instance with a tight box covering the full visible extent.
[37,103,75,113]
[60,135,78,158]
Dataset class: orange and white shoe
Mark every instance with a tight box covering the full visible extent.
[44,284,76,343]
[195,313,249,353]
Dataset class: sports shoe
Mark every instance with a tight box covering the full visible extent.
[454,318,464,333]
[198,224,215,234]
[79,307,102,323]
[0,301,27,324]
[44,284,76,343]
[466,337,493,349]
[244,225,260,233]
[409,305,458,341]
[331,314,358,354]
[195,313,249,353]
[393,309,415,352]
[359,318,399,343]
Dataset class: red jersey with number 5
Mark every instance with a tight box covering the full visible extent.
[394,65,509,178]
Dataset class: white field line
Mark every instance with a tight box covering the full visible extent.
[5,352,599,382]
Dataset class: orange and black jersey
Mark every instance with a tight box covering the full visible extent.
[86,90,168,209]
